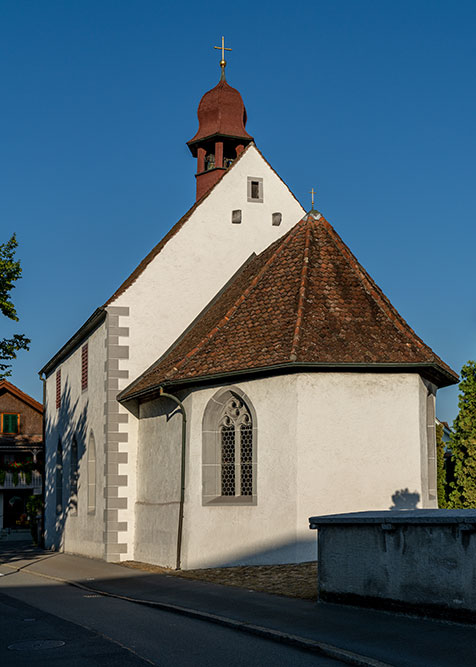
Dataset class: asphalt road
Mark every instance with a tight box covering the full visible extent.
[0,565,343,666]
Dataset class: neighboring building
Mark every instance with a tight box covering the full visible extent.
[436,418,452,444]
[0,380,43,531]
[40,58,458,568]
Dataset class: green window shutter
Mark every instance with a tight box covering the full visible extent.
[3,414,18,433]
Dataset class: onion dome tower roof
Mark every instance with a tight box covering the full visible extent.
[187,79,253,156]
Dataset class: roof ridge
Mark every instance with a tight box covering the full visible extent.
[165,219,307,381]
[290,220,312,361]
[0,380,43,412]
[319,216,432,355]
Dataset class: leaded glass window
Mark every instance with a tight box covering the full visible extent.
[219,394,253,497]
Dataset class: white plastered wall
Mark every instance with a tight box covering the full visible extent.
[136,375,301,569]
[135,371,433,569]
[112,147,304,382]
[112,146,305,559]
[43,321,106,558]
[295,372,433,561]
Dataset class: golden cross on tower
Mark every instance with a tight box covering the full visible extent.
[310,188,316,209]
[214,36,232,80]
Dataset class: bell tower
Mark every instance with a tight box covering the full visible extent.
[187,38,254,200]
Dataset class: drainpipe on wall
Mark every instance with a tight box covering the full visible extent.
[159,387,187,571]
[38,372,47,548]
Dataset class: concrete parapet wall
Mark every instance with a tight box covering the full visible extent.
[309,510,476,622]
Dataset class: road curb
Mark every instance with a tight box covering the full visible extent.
[1,561,393,667]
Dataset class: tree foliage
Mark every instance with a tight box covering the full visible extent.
[448,361,476,508]
[0,234,30,378]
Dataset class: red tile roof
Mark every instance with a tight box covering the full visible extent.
[121,210,459,399]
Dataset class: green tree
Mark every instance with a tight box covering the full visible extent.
[0,234,30,378]
[448,360,476,508]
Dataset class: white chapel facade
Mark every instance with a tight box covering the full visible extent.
[40,57,458,567]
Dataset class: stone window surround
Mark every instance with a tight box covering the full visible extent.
[202,386,257,506]
[247,177,264,203]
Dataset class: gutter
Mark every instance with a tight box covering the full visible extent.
[158,388,187,571]
[119,361,459,403]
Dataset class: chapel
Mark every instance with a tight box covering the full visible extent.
[40,45,458,568]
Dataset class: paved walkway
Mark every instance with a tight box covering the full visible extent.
[0,542,475,667]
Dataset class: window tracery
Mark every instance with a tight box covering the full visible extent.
[202,387,257,505]
[219,394,253,497]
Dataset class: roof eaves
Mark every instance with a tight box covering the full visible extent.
[119,360,459,403]
[104,142,256,307]
[38,308,106,377]
[116,252,259,402]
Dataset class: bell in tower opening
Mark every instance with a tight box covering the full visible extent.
[187,38,254,200]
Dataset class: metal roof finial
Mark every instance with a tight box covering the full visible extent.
[214,36,232,81]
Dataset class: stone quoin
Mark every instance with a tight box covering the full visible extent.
[40,45,457,569]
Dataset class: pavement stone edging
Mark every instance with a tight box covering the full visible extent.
[1,560,392,667]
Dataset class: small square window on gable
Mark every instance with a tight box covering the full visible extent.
[81,343,88,391]
[272,212,282,226]
[231,209,242,224]
[247,177,263,203]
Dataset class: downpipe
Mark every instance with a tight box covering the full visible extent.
[159,388,187,571]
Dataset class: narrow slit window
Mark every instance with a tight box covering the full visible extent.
[247,177,263,203]
[81,344,88,391]
[56,369,61,410]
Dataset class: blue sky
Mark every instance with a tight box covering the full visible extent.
[1,1,475,423]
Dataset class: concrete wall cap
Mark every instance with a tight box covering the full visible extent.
[309,509,476,528]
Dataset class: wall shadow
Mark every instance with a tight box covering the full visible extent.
[44,380,88,550]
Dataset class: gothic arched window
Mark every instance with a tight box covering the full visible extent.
[56,439,63,515]
[220,395,253,496]
[87,432,96,515]
[70,437,78,516]
[202,387,257,505]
